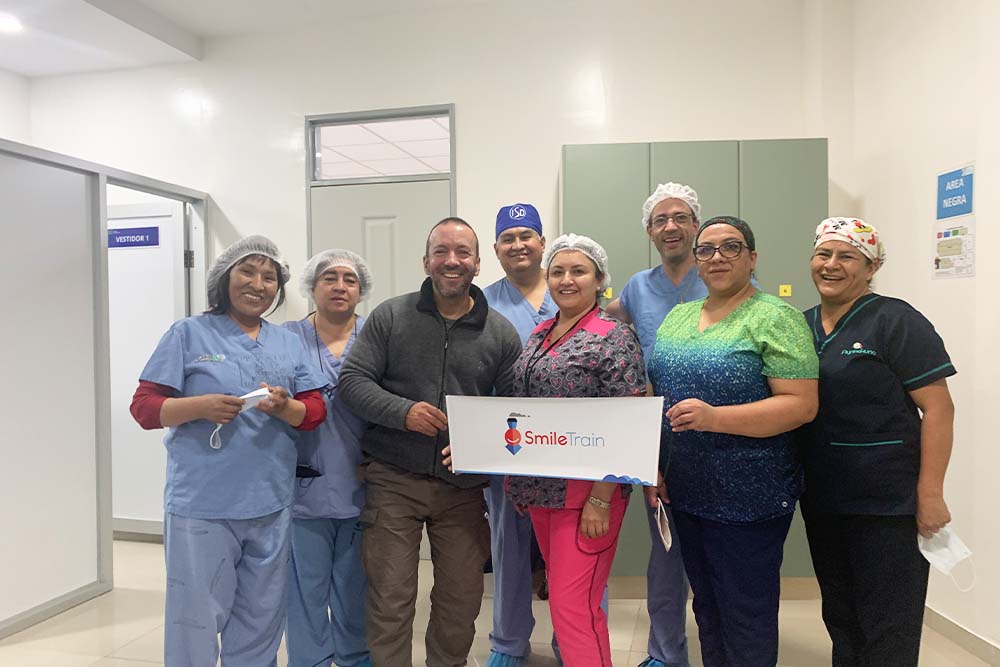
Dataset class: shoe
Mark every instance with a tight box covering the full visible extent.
[486,650,526,667]
[636,658,668,667]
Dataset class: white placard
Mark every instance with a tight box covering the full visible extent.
[446,396,663,486]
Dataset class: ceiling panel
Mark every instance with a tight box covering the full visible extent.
[361,157,436,176]
[363,118,448,143]
[395,139,450,158]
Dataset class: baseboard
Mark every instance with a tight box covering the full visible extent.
[0,580,112,640]
[924,606,1000,665]
[113,517,163,542]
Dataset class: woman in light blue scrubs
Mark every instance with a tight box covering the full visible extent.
[130,235,329,667]
[283,249,373,667]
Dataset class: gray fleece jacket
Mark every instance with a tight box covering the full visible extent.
[338,278,521,489]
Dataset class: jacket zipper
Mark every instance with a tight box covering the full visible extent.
[433,319,451,472]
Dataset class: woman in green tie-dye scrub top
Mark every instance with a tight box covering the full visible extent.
[646,216,818,667]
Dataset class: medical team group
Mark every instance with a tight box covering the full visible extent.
[129,181,956,667]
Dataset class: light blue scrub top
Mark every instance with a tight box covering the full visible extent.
[283,316,367,520]
[483,277,557,345]
[618,264,708,361]
[140,313,329,520]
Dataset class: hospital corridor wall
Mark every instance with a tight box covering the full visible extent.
[0,148,112,637]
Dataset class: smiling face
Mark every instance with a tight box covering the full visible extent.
[494,226,545,277]
[546,249,602,318]
[811,240,877,306]
[694,223,756,297]
[648,198,697,266]
[312,264,361,318]
[423,220,481,299]
[227,255,279,320]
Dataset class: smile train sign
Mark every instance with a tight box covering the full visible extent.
[446,396,663,486]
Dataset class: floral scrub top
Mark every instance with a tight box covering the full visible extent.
[505,307,646,509]
[647,291,819,523]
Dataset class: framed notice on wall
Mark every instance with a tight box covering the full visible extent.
[933,164,974,279]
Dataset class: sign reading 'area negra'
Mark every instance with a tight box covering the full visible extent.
[446,395,663,486]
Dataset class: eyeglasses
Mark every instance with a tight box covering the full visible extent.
[650,213,693,229]
[693,240,748,262]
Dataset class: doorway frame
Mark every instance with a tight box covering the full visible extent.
[304,103,456,258]
[0,137,207,639]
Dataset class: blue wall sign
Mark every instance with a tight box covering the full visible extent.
[109,226,160,248]
[936,166,974,220]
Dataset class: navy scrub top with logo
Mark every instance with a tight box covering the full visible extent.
[800,294,955,515]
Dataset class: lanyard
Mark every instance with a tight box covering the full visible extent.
[523,304,597,396]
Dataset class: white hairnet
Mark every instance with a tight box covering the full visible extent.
[641,182,701,228]
[542,233,611,290]
[300,248,373,300]
[206,235,290,306]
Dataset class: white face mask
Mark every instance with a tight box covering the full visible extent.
[918,526,975,592]
[655,499,672,552]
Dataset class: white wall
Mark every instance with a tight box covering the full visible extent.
[0,67,30,143]
[846,0,997,648]
[27,0,814,318]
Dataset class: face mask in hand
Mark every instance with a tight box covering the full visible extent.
[918,526,974,592]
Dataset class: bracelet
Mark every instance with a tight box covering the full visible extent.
[587,495,611,510]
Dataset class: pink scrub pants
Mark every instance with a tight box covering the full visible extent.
[529,494,628,667]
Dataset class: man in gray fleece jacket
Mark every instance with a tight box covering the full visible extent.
[339,217,521,667]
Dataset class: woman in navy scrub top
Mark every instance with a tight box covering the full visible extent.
[800,218,956,667]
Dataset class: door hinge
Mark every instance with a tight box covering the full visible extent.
[183,249,194,268]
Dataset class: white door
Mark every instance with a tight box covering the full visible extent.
[108,202,187,534]
[310,180,452,313]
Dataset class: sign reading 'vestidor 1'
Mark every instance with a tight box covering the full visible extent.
[446,395,663,485]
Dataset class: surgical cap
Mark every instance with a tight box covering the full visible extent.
[814,217,886,264]
[206,235,290,307]
[542,233,611,290]
[697,216,756,251]
[300,248,373,300]
[496,203,543,239]
[641,182,701,228]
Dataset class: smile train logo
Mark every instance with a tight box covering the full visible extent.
[509,204,527,220]
[504,412,528,455]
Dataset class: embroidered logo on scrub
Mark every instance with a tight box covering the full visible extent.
[195,354,226,362]
[841,341,877,357]
[504,413,527,455]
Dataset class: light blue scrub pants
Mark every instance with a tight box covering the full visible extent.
[644,503,691,667]
[286,517,371,667]
[164,508,291,667]
[485,475,536,658]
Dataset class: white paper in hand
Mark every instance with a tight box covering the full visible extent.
[209,387,273,449]
[239,387,271,412]
[655,499,672,552]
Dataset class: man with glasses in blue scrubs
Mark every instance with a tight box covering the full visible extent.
[607,183,702,667]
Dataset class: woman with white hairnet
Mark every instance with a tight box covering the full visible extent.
[504,234,646,667]
[129,235,329,667]
[282,249,373,667]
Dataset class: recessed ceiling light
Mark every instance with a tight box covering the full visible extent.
[0,12,24,34]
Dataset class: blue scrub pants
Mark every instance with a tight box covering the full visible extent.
[673,510,793,667]
[484,475,536,658]
[642,503,691,666]
[164,508,291,667]
[286,517,371,667]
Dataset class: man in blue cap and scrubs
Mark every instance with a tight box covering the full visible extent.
[607,183,702,667]
[481,203,557,666]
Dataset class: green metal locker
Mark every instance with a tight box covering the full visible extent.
[561,138,829,577]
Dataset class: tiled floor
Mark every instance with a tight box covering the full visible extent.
[0,540,989,666]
